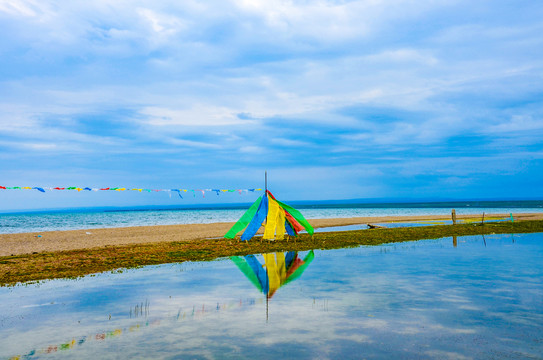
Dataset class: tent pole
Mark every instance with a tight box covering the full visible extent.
[264,170,268,242]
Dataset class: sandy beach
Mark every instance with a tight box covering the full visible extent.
[1,213,542,257]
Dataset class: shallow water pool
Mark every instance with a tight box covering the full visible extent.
[1,233,542,359]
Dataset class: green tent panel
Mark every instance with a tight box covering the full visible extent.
[224,196,262,239]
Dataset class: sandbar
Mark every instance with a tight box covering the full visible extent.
[1,213,542,256]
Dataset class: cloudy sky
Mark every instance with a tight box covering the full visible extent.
[1,0,542,210]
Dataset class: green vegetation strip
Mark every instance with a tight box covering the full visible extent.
[1,220,543,287]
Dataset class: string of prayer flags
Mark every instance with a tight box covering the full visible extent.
[0,186,262,198]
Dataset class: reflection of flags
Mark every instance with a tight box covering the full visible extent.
[246,255,269,295]
[284,251,315,286]
[263,253,283,297]
[231,251,314,298]
[224,190,314,241]
[231,256,263,292]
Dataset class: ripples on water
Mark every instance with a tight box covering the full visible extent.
[1,233,542,359]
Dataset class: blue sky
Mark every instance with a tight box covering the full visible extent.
[1,0,542,210]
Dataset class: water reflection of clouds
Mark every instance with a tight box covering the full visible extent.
[4,296,268,358]
[309,235,542,356]
[2,234,543,359]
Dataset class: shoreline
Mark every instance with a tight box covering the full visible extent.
[2,219,543,286]
[2,213,543,256]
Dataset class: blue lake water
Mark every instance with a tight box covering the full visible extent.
[1,233,543,359]
[1,200,542,234]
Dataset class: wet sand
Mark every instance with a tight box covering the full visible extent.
[1,213,542,256]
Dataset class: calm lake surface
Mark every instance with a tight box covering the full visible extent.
[1,233,543,359]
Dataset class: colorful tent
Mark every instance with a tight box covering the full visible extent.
[224,190,314,241]
[231,251,315,298]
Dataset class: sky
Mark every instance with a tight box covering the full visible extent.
[1,0,542,211]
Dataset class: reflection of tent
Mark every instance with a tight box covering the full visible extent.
[231,251,315,299]
[224,190,314,241]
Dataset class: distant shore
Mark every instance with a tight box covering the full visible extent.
[1,213,542,256]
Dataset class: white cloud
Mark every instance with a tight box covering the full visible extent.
[165,138,222,150]
[0,0,43,17]
[486,115,543,133]
[139,105,251,127]
[270,138,310,147]
[232,0,371,42]
[238,145,266,154]
[364,48,439,66]
[136,8,185,34]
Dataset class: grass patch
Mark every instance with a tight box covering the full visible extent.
[1,220,542,287]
